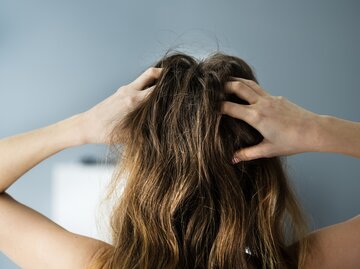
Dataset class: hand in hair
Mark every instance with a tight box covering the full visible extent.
[221,78,360,162]
[80,67,162,144]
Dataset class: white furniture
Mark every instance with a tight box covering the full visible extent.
[51,163,125,244]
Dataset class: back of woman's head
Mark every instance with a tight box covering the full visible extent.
[91,52,308,269]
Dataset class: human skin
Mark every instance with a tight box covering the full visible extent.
[221,77,360,162]
[0,70,359,268]
[0,67,162,269]
[221,77,360,268]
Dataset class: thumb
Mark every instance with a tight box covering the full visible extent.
[232,141,274,163]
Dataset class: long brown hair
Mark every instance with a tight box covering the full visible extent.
[89,51,309,269]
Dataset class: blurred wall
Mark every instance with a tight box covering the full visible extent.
[0,0,359,267]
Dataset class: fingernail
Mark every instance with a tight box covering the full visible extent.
[232,156,240,164]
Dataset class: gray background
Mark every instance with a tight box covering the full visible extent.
[0,0,359,267]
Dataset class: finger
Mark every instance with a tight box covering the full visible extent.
[224,80,260,104]
[138,85,155,98]
[221,101,258,126]
[230,77,269,97]
[129,67,163,90]
[232,142,273,162]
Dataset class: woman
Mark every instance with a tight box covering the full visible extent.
[0,52,359,269]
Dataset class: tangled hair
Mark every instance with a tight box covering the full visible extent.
[89,52,309,269]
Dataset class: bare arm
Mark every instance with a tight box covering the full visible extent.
[0,192,107,269]
[220,78,360,268]
[0,67,162,268]
[0,115,109,269]
[0,115,83,193]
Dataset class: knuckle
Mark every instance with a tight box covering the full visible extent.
[221,101,230,114]
[247,79,257,86]
[227,81,239,90]
[124,96,132,107]
[227,102,237,114]
[261,97,273,108]
[125,95,138,106]
[146,67,158,77]
[117,86,126,93]
[249,109,262,124]
[234,81,242,88]
[132,94,141,104]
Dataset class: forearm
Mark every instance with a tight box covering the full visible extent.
[0,114,86,193]
[315,115,360,158]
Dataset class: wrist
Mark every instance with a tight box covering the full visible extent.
[299,113,330,153]
[312,114,336,153]
[55,114,89,147]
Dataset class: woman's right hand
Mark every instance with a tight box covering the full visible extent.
[220,78,325,162]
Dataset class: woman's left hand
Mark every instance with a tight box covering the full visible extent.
[79,67,162,144]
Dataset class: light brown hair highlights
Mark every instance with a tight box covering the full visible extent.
[89,51,309,269]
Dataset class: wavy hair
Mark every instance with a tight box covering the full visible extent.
[89,52,309,269]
